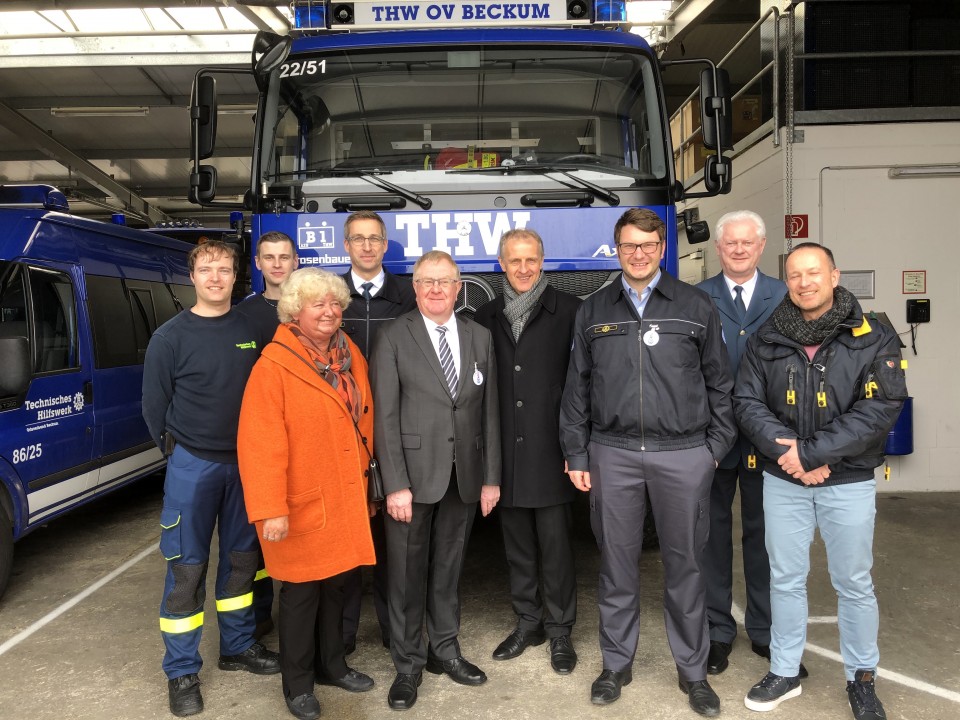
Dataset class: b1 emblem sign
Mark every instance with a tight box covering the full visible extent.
[785,214,808,239]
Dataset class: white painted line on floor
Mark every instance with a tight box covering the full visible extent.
[807,615,838,624]
[732,601,960,704]
[0,542,158,658]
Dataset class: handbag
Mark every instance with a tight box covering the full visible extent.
[272,341,384,503]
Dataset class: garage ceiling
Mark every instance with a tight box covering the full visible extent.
[0,0,759,227]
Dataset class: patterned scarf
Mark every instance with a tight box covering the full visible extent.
[502,272,549,341]
[771,285,856,346]
[285,322,362,423]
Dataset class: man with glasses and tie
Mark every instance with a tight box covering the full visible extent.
[371,250,501,711]
[338,211,416,659]
[696,211,787,678]
[560,208,736,717]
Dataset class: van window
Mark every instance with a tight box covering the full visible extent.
[86,275,137,368]
[0,263,78,375]
[29,267,78,373]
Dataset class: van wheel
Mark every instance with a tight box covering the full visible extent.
[0,503,12,600]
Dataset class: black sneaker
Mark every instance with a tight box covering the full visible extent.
[168,673,203,717]
[285,692,321,720]
[744,672,802,711]
[218,641,281,675]
[847,669,887,720]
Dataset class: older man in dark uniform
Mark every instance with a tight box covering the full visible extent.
[475,228,582,675]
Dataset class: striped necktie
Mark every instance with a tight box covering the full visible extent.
[435,325,458,399]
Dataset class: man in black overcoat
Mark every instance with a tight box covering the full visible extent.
[474,228,581,675]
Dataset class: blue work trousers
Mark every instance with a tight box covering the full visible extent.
[158,445,259,679]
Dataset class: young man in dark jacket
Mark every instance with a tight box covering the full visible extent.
[338,210,416,658]
[560,208,736,717]
[475,229,581,676]
[735,243,907,720]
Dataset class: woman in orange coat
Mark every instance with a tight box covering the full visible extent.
[238,268,376,720]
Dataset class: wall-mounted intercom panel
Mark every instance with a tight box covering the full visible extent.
[906,298,930,324]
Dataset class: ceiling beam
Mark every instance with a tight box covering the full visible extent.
[0,147,251,161]
[2,95,255,110]
[0,100,170,223]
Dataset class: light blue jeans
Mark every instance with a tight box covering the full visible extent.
[763,474,879,681]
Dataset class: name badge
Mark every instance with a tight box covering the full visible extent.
[473,362,484,385]
[643,324,660,347]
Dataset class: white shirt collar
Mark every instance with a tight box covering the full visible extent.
[351,269,385,296]
[723,270,759,307]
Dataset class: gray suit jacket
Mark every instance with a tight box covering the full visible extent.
[697,270,786,468]
[371,310,501,505]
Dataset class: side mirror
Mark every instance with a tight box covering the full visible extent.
[0,336,31,397]
[685,221,711,245]
[700,68,732,152]
[702,154,733,195]
[189,165,218,204]
[192,74,218,161]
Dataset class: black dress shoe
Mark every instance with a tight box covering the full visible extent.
[316,668,374,692]
[218,641,281,675]
[679,678,721,717]
[590,668,632,705]
[168,673,203,717]
[751,643,809,679]
[492,627,546,660]
[707,640,732,675]
[388,672,422,710]
[285,693,321,720]
[549,635,578,674]
[425,655,487,685]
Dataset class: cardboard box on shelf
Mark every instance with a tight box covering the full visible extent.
[670,112,683,152]
[731,95,762,138]
[682,97,701,144]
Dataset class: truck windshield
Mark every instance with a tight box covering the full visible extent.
[264,42,668,183]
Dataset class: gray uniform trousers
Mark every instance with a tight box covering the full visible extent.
[589,441,714,682]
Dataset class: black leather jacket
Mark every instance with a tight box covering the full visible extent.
[734,299,907,485]
[560,271,736,471]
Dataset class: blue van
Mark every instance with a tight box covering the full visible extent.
[0,185,196,599]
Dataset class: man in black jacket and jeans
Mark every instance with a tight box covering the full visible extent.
[560,208,736,717]
[735,243,906,720]
[339,210,416,658]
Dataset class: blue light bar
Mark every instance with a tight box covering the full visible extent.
[0,184,70,212]
[594,0,626,22]
[293,0,328,30]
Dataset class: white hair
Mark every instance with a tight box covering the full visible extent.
[715,210,766,243]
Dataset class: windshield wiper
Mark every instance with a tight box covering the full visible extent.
[272,168,432,210]
[449,164,620,206]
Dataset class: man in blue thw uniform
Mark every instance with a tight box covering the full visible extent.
[144,240,280,717]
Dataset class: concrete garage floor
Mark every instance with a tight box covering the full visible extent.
[1,477,958,720]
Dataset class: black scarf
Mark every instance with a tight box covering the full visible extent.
[772,285,856,346]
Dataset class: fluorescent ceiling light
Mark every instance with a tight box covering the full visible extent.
[888,164,960,179]
[50,106,149,117]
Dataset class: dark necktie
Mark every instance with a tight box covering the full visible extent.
[734,285,747,321]
[436,326,458,399]
[361,281,374,301]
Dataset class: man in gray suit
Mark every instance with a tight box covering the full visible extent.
[372,250,501,711]
[696,210,788,675]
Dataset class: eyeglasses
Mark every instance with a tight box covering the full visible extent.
[616,241,662,255]
[414,278,458,289]
[346,234,386,246]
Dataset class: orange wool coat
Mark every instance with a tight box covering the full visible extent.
[238,323,375,584]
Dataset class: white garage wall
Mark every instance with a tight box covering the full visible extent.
[679,121,960,491]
